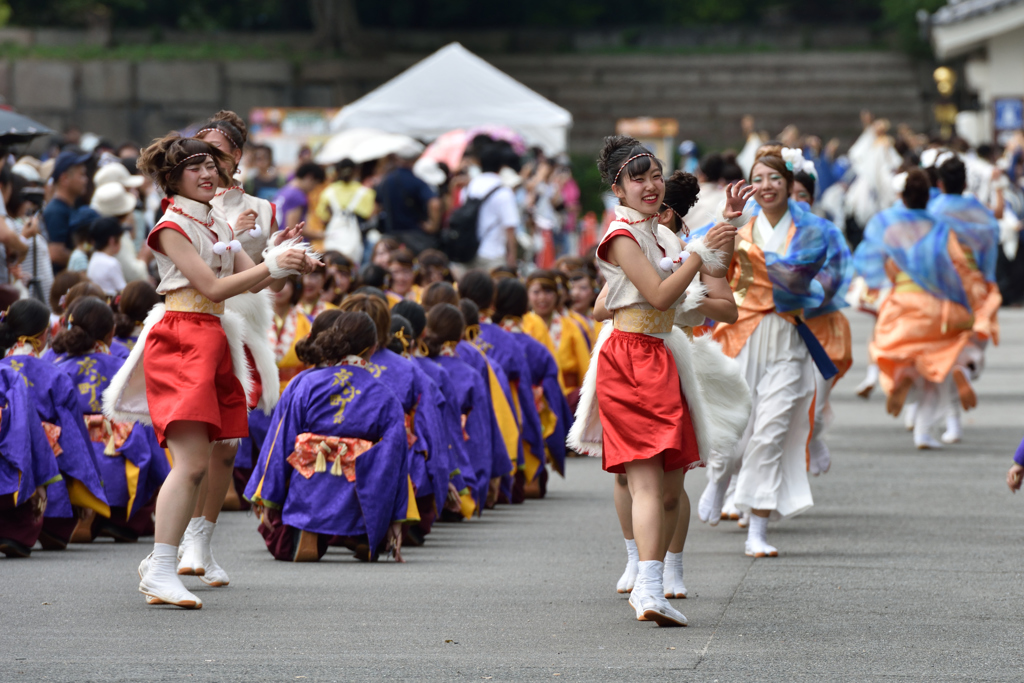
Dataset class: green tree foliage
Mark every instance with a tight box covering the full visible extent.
[7,0,311,29]
[6,0,950,37]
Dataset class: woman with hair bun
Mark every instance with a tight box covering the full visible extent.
[694,145,850,559]
[339,293,452,545]
[454,297,519,505]
[53,297,169,545]
[598,167,749,599]
[460,269,549,497]
[396,301,477,520]
[105,132,315,609]
[568,135,739,627]
[522,269,591,411]
[423,303,499,511]
[492,277,573,485]
[198,110,278,261]
[174,112,302,588]
[0,298,110,551]
[856,167,981,449]
[927,155,1001,441]
[245,311,409,562]
[113,280,160,353]
[790,167,853,475]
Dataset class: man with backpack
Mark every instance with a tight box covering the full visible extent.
[452,143,520,271]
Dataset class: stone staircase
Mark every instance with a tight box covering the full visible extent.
[491,51,931,154]
[3,50,929,157]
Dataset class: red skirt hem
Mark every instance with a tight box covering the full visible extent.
[143,311,249,446]
[596,329,701,474]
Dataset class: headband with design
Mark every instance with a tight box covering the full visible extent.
[173,153,212,170]
[613,153,655,185]
[197,124,240,149]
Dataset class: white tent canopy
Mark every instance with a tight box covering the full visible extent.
[330,42,573,155]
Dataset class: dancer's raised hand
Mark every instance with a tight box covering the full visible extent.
[724,182,755,219]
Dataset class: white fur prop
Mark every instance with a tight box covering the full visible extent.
[224,290,280,414]
[684,237,725,274]
[263,237,321,279]
[103,303,254,425]
[568,325,751,462]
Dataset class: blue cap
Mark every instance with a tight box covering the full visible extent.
[69,206,100,231]
[678,140,697,157]
[52,151,91,182]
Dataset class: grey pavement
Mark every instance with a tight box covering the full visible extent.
[3,310,1024,682]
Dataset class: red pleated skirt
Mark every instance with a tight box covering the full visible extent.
[597,329,700,474]
[143,311,249,446]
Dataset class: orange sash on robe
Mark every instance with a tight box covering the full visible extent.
[712,220,799,358]
[960,251,1001,344]
[869,233,976,392]
[804,310,853,381]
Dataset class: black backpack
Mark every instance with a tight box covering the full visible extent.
[440,185,502,263]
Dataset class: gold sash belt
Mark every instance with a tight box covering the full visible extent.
[165,288,225,315]
[613,307,675,334]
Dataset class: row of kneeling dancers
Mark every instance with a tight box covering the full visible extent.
[0,124,578,613]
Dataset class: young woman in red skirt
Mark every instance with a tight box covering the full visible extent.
[569,136,738,626]
[105,134,316,609]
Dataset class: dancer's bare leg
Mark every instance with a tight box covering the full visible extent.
[624,456,666,561]
[614,473,639,593]
[202,442,238,523]
[614,473,634,539]
[623,455,687,625]
[139,421,213,608]
[663,470,689,599]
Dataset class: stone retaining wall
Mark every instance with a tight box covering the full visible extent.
[0,51,931,154]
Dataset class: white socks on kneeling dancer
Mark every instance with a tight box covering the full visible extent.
[616,539,639,593]
[138,542,202,609]
[745,514,778,558]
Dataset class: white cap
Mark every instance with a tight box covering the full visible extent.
[94,161,144,189]
[412,157,446,188]
[90,182,137,217]
[892,172,908,195]
[11,163,40,182]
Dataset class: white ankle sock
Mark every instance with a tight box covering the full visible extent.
[617,539,640,593]
[178,516,204,561]
[745,514,778,557]
[637,560,665,597]
[663,551,686,598]
[748,514,768,544]
[625,538,638,563]
[151,542,178,575]
[698,477,729,525]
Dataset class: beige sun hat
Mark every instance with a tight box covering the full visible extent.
[90,182,137,217]
[94,161,145,189]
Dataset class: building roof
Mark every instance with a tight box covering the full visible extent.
[932,0,1024,26]
[930,0,1024,57]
